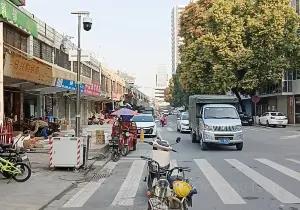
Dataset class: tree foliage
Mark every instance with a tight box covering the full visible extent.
[168,72,190,107]
[178,0,300,100]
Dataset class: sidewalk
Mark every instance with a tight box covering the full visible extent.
[0,124,112,210]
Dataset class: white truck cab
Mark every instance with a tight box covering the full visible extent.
[189,95,243,151]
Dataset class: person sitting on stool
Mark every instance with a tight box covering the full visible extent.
[30,119,49,139]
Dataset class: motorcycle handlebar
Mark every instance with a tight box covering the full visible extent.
[140,156,151,160]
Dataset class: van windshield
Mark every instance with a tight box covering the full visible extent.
[204,107,239,119]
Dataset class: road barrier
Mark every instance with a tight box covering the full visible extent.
[0,122,13,144]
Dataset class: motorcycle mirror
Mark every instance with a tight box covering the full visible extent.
[176,137,181,143]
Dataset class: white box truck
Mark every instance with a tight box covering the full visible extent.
[189,95,243,151]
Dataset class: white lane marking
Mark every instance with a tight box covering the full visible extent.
[112,160,146,206]
[287,159,300,164]
[256,159,300,182]
[226,159,300,204]
[63,162,118,208]
[170,159,178,169]
[280,134,300,140]
[194,159,245,204]
[170,159,179,175]
[167,127,174,132]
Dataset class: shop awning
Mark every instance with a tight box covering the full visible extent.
[0,0,37,37]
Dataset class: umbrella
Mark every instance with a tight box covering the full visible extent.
[111,108,138,116]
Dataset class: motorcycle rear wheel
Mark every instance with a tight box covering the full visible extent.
[121,146,129,156]
[111,151,120,162]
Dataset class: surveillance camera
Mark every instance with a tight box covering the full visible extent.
[83,16,92,31]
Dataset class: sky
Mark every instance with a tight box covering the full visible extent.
[25,0,189,97]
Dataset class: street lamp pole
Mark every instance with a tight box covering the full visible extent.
[71,11,90,137]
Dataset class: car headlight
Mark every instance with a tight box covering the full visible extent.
[235,125,242,131]
[204,124,213,131]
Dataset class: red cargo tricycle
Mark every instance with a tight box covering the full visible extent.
[110,108,138,159]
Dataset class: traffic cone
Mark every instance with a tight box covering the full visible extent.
[140,129,144,142]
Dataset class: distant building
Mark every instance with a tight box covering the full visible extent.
[171,5,185,75]
[155,68,169,106]
[116,71,135,85]
[156,69,169,88]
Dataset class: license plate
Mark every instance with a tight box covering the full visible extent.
[278,121,283,124]
[21,155,28,161]
[219,139,230,144]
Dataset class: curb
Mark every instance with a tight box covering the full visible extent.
[38,182,77,210]
[39,144,110,209]
[84,144,110,175]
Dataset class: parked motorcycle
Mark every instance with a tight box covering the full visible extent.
[88,117,104,125]
[141,137,197,210]
[109,136,121,162]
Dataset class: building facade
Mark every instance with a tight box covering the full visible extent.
[255,1,300,124]
[171,5,185,75]
[0,0,147,128]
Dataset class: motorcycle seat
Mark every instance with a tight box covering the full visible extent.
[156,140,170,148]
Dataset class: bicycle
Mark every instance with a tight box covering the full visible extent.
[0,156,31,182]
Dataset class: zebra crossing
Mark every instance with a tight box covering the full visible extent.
[62,157,300,209]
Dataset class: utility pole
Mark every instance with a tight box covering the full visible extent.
[71,11,91,137]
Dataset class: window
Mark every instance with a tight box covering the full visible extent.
[282,70,294,93]
[204,107,239,119]
[54,49,71,70]
[3,24,28,52]
[82,64,91,78]
[92,70,100,83]
[33,38,53,63]
[297,70,300,80]
[132,115,154,122]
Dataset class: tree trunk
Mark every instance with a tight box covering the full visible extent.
[232,88,245,113]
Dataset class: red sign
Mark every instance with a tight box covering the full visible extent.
[251,96,260,104]
[84,84,101,96]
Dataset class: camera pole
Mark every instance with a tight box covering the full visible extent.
[71,11,90,137]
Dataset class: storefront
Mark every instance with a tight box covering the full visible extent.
[3,50,53,121]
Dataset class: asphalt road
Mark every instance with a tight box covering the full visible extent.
[52,115,300,210]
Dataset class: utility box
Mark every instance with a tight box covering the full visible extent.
[50,137,84,168]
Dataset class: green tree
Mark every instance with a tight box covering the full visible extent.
[179,0,300,110]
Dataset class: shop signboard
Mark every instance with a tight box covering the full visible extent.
[4,52,53,86]
[84,83,101,96]
[55,78,84,93]
[0,0,37,37]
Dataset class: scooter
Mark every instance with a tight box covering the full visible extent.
[142,137,181,194]
[140,158,197,210]
[160,118,167,127]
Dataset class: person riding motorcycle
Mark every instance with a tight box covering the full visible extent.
[160,114,167,126]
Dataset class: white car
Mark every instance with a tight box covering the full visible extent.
[258,112,288,127]
[132,114,157,137]
[177,112,191,133]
